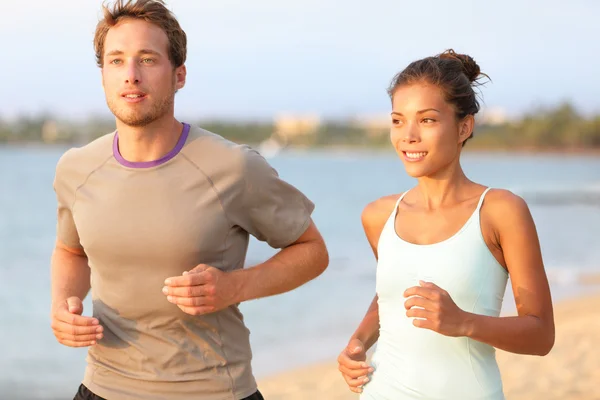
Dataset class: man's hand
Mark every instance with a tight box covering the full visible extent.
[51,297,103,347]
[337,338,373,393]
[163,264,241,316]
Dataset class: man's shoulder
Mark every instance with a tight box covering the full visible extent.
[182,125,268,176]
[55,132,114,183]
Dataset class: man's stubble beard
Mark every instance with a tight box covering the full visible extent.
[105,74,178,128]
[107,90,175,128]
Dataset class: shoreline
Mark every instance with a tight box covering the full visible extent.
[257,290,600,400]
[2,142,600,157]
[287,145,600,156]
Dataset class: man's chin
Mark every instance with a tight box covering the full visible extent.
[117,117,155,128]
[113,110,157,128]
[107,98,173,128]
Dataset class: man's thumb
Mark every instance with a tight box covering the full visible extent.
[66,297,83,315]
[185,264,210,275]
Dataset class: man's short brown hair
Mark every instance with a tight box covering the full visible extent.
[93,0,187,68]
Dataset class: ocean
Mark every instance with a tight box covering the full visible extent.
[1,145,599,398]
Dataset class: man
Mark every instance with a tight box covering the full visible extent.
[50,1,329,399]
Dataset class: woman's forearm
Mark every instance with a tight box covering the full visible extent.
[461,312,555,356]
[352,295,380,351]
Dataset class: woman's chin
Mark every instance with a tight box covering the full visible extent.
[401,162,430,178]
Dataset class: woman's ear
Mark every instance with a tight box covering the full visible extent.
[458,115,475,144]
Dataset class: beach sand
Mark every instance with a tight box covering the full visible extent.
[258,293,600,400]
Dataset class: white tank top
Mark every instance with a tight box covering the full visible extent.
[361,188,509,400]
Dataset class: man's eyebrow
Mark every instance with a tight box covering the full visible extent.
[105,49,163,57]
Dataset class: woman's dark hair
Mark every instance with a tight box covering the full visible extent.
[387,49,490,145]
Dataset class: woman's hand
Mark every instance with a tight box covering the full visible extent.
[404,281,468,337]
[337,338,374,393]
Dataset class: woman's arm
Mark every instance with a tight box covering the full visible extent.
[463,190,555,355]
[404,190,555,356]
[338,195,400,393]
[349,295,380,352]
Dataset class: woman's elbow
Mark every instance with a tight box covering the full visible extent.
[539,331,555,356]
[535,322,555,356]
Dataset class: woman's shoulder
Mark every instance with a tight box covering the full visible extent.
[362,193,405,227]
[482,188,533,229]
[360,193,405,249]
[484,188,530,213]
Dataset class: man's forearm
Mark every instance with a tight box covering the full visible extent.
[51,245,91,310]
[233,238,328,303]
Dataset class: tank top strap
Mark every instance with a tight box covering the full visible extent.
[395,190,410,209]
[385,190,410,228]
[475,187,493,212]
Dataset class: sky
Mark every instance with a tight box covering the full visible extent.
[2,0,599,121]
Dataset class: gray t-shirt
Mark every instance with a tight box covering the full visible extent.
[53,123,315,400]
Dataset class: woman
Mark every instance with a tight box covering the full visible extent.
[337,50,555,399]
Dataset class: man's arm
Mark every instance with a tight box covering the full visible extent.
[51,150,103,347]
[233,219,328,302]
[50,241,103,347]
[163,220,328,315]
[164,145,329,314]
[51,241,91,310]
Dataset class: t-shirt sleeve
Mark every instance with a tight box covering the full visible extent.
[53,149,83,252]
[226,146,315,249]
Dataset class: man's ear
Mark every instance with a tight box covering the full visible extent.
[175,65,187,91]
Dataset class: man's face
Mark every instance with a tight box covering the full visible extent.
[101,18,186,127]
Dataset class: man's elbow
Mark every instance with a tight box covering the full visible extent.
[55,239,87,258]
[311,239,329,278]
[295,221,329,278]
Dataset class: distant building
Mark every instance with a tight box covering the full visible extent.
[273,113,320,141]
[42,119,59,143]
[352,113,390,137]
[479,107,509,126]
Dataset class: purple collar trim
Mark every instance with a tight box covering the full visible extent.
[113,123,190,168]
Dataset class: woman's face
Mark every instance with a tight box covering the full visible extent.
[390,82,473,178]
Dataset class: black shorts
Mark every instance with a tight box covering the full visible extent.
[73,384,265,400]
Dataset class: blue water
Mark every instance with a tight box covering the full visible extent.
[1,146,599,398]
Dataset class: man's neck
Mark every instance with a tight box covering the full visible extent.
[115,117,184,163]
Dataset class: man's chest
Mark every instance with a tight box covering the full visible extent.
[72,172,231,269]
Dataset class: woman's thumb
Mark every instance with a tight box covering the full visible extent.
[347,338,364,355]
